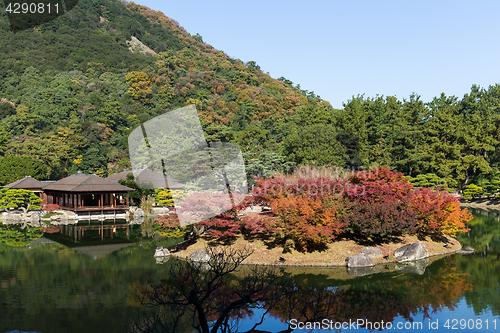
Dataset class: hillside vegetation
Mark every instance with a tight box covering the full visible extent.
[0,0,500,192]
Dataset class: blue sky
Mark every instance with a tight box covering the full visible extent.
[135,0,500,109]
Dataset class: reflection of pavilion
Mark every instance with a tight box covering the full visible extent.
[42,220,135,258]
[58,222,131,243]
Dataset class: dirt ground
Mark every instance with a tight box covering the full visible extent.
[172,232,461,267]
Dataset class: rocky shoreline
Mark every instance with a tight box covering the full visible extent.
[460,198,500,209]
[171,233,464,271]
[0,206,173,226]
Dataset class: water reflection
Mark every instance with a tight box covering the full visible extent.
[127,249,473,333]
[0,210,499,332]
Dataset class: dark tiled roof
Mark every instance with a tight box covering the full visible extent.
[106,169,184,189]
[42,172,133,192]
[4,176,45,189]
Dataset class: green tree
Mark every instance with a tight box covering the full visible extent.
[0,188,42,210]
[283,123,347,166]
[118,173,153,205]
[462,184,483,200]
[0,155,48,186]
[409,173,449,190]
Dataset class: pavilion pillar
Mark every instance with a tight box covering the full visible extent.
[126,193,129,207]
[100,193,103,208]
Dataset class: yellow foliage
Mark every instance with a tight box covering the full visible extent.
[125,71,149,85]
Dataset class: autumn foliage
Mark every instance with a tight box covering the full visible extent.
[42,204,61,212]
[166,167,471,252]
[408,187,472,236]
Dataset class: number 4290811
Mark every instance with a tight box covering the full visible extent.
[5,2,60,14]
[444,318,497,330]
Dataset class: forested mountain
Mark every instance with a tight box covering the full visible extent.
[0,0,499,190]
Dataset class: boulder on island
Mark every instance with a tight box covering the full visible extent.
[154,246,170,257]
[395,242,429,262]
[190,250,212,272]
[360,246,383,258]
[190,250,211,263]
[345,254,375,268]
[456,246,475,255]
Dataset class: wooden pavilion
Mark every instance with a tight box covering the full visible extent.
[41,172,133,215]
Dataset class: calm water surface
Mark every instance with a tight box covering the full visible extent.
[0,208,499,332]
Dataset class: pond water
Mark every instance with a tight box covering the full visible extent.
[0,208,499,333]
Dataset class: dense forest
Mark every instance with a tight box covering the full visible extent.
[0,0,499,192]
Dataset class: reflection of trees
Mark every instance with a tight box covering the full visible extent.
[457,208,500,252]
[454,208,500,318]
[0,236,182,333]
[0,224,42,247]
[130,246,307,333]
[131,248,474,332]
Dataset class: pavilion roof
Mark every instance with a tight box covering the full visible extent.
[3,176,45,190]
[106,169,184,189]
[42,172,133,192]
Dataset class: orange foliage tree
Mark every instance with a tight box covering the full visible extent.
[408,187,471,236]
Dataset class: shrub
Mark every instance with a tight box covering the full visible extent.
[153,214,186,237]
[252,174,349,204]
[43,204,60,212]
[343,198,417,238]
[269,194,349,251]
[153,188,187,206]
[199,211,243,239]
[140,195,154,215]
[347,166,414,201]
[408,187,472,236]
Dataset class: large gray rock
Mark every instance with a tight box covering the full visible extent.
[395,242,429,262]
[154,246,170,257]
[395,258,429,275]
[190,250,212,272]
[134,208,145,218]
[360,247,383,258]
[29,211,41,223]
[456,247,475,255]
[347,265,382,277]
[345,254,375,268]
[190,250,211,263]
